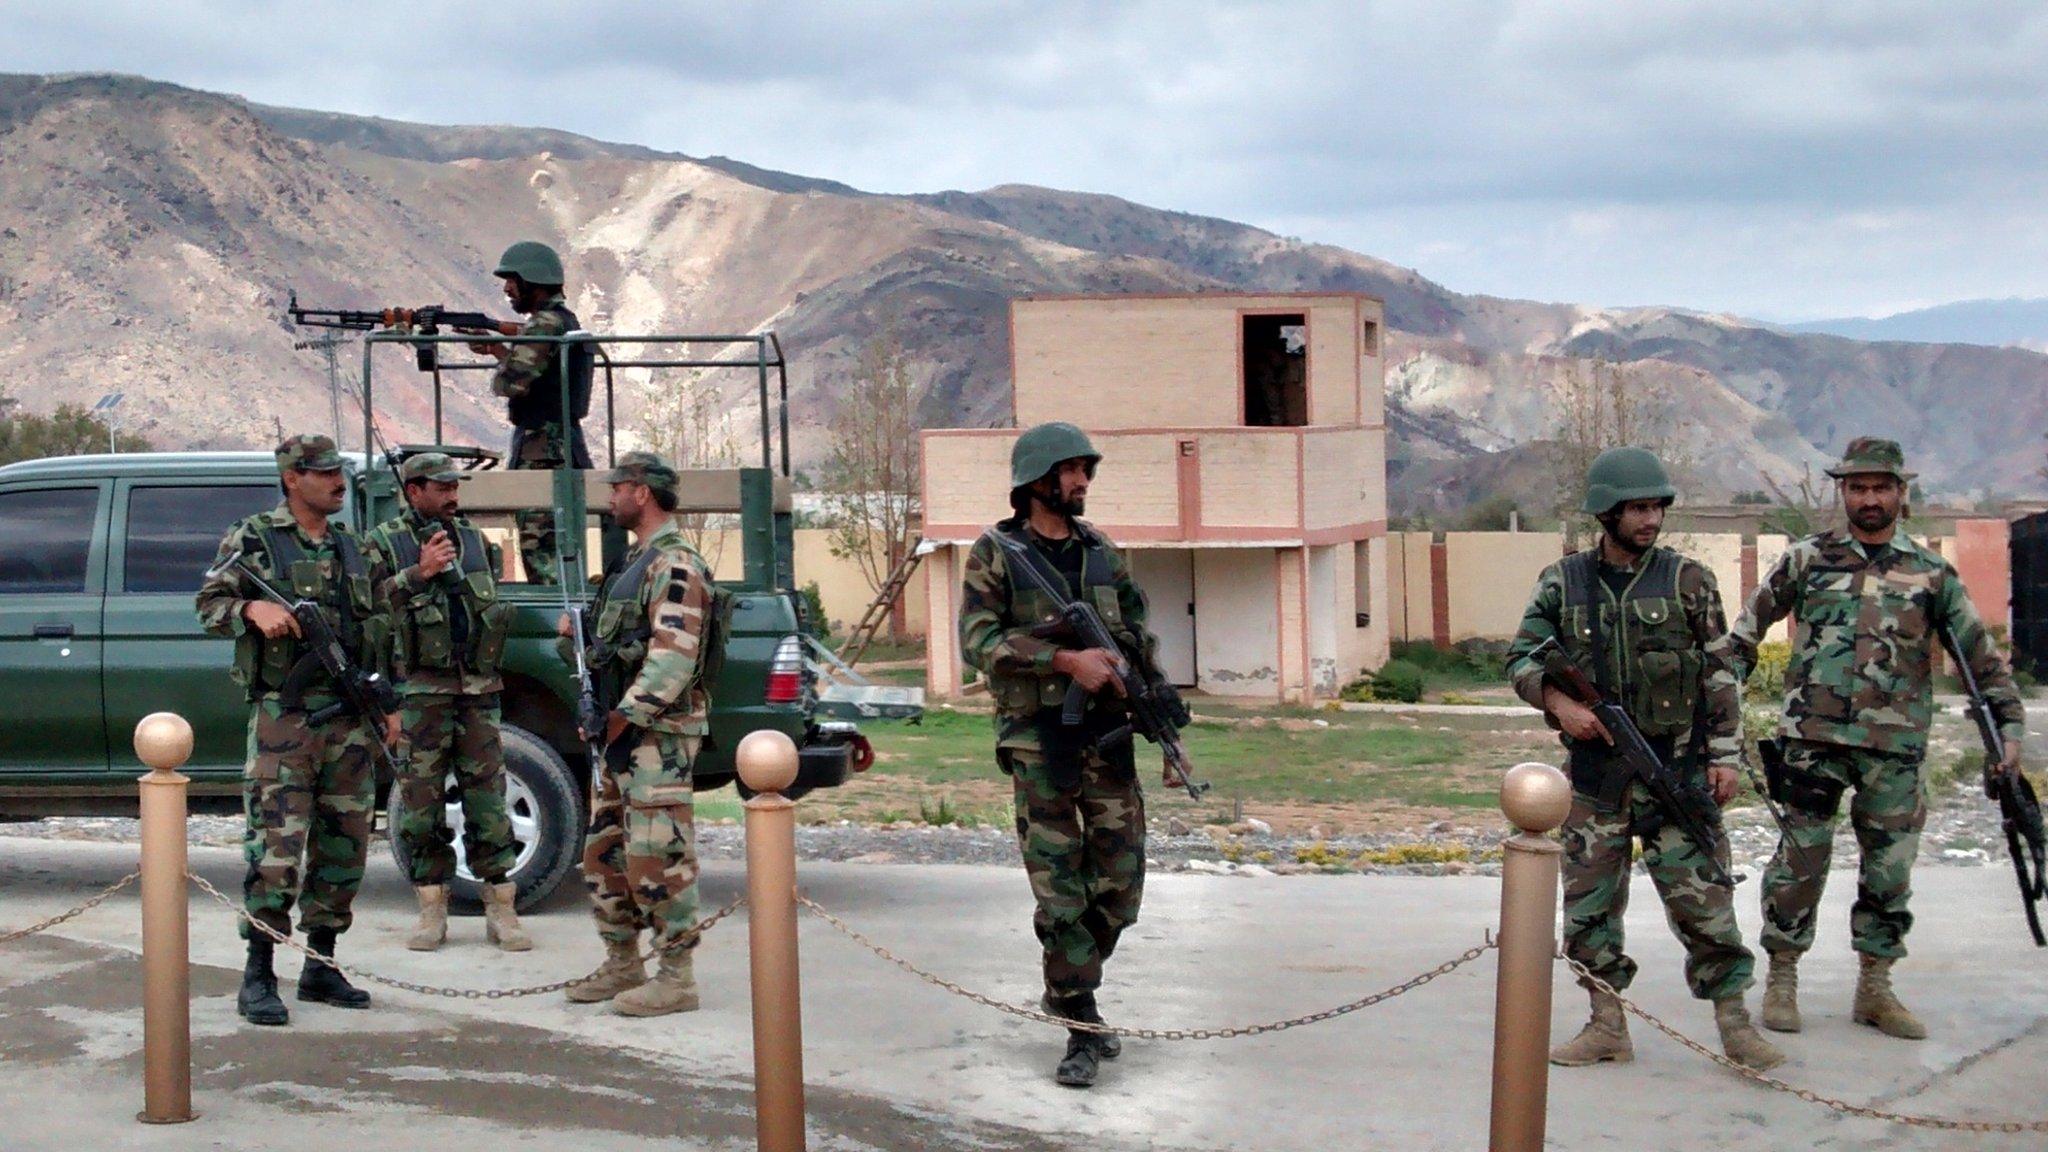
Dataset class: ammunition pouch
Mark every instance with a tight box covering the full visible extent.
[1761,738,1848,820]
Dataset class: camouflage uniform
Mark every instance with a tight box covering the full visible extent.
[570,457,714,955]
[959,519,1155,1001]
[370,464,517,889]
[1505,544,1754,1000]
[194,436,394,943]
[1710,530,2024,958]
[493,293,592,584]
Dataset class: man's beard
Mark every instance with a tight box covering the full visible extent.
[1035,486,1085,518]
[1851,505,1898,532]
[1602,520,1654,558]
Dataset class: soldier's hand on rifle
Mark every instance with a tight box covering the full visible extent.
[1707,764,1738,806]
[417,531,458,580]
[382,714,401,748]
[1543,687,1612,745]
[1997,740,2026,779]
[1053,648,1126,696]
[555,612,573,638]
[242,600,301,640]
[465,338,510,359]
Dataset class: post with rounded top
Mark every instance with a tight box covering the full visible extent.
[1488,761,1571,1152]
[739,729,806,1152]
[134,711,197,1125]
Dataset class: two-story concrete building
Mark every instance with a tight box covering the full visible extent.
[921,292,1391,703]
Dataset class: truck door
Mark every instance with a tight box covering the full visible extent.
[0,482,111,772]
[104,480,280,775]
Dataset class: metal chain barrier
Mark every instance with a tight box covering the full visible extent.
[797,891,1497,1040]
[1561,955,2048,1135]
[0,871,141,945]
[187,870,745,1000]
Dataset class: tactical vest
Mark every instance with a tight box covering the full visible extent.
[506,302,595,431]
[1555,547,1702,740]
[378,518,512,678]
[588,538,729,713]
[231,526,382,699]
[982,523,1124,716]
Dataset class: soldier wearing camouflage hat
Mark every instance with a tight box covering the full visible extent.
[555,450,721,1016]
[366,453,530,954]
[1505,446,1783,1072]
[958,422,1168,1088]
[464,240,594,585]
[195,434,399,1026]
[1710,437,2025,1042]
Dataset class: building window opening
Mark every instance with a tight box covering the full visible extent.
[1361,317,1381,356]
[1243,313,1308,427]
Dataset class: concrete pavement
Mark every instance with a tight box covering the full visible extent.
[2,836,2046,1151]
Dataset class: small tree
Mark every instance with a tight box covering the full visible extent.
[0,390,151,465]
[1548,359,1699,548]
[1757,464,1840,538]
[634,370,741,567]
[821,328,924,641]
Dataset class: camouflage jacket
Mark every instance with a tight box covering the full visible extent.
[1707,531,2024,758]
[371,507,506,698]
[195,503,394,704]
[493,295,583,431]
[1504,545,1742,772]
[958,519,1157,753]
[577,519,713,736]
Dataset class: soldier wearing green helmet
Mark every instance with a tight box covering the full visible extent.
[465,240,594,584]
[958,421,1166,1089]
[1709,437,2024,1042]
[1506,446,1784,1072]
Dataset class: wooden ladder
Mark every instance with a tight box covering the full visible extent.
[837,536,925,670]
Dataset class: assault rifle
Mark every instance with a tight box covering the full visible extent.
[985,528,1209,801]
[206,548,401,775]
[1940,626,2045,946]
[557,553,609,770]
[287,292,518,337]
[1529,636,1738,887]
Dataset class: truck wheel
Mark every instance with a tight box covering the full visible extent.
[385,724,585,915]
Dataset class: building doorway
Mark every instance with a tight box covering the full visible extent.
[1129,548,1196,687]
[1243,313,1308,426]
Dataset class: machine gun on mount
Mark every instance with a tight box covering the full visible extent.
[983,527,1209,801]
[1941,625,2046,946]
[1528,636,1739,888]
[288,292,519,372]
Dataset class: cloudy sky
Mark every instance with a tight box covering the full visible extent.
[11,1,2048,321]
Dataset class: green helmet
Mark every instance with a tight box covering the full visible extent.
[492,240,565,287]
[1581,446,1677,515]
[1010,421,1101,489]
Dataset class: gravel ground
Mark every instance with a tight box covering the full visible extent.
[0,776,2019,880]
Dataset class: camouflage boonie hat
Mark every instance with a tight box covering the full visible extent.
[1825,437,1916,482]
[603,450,679,496]
[275,433,343,474]
[399,452,462,484]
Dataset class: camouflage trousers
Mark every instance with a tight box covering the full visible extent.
[240,699,378,940]
[510,421,591,585]
[1002,744,1146,999]
[583,728,700,951]
[1761,740,1925,959]
[1561,784,1755,1001]
[396,692,516,887]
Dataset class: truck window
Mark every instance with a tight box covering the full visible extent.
[0,487,99,594]
[124,485,279,593]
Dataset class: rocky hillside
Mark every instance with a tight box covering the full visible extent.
[2,72,2042,513]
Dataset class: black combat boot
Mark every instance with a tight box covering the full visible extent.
[296,927,372,1009]
[1043,990,1121,1060]
[1054,1031,1100,1088]
[236,935,290,1026]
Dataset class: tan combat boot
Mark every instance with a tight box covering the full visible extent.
[1549,987,1633,1066]
[482,883,533,952]
[1760,951,1801,1033]
[565,938,647,1004]
[613,947,700,1017]
[1852,954,1927,1040]
[406,885,448,952]
[1714,998,1787,1071]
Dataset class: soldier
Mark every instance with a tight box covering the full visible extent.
[369,452,530,953]
[556,451,716,1016]
[959,422,1165,1089]
[465,239,593,584]
[195,434,398,1027]
[1505,447,1783,1071]
[1711,437,2025,1041]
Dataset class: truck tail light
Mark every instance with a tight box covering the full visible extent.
[765,635,804,704]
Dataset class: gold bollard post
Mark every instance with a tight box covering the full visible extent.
[134,711,197,1125]
[738,729,806,1152]
[1488,761,1571,1152]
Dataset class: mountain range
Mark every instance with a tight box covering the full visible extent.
[1,72,2042,515]
[1789,298,2048,352]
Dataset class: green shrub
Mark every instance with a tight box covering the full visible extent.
[1373,660,1425,703]
[798,581,832,641]
[1745,640,1791,703]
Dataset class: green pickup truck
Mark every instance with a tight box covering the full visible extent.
[0,447,876,909]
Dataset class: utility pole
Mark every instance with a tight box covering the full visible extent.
[293,336,355,449]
